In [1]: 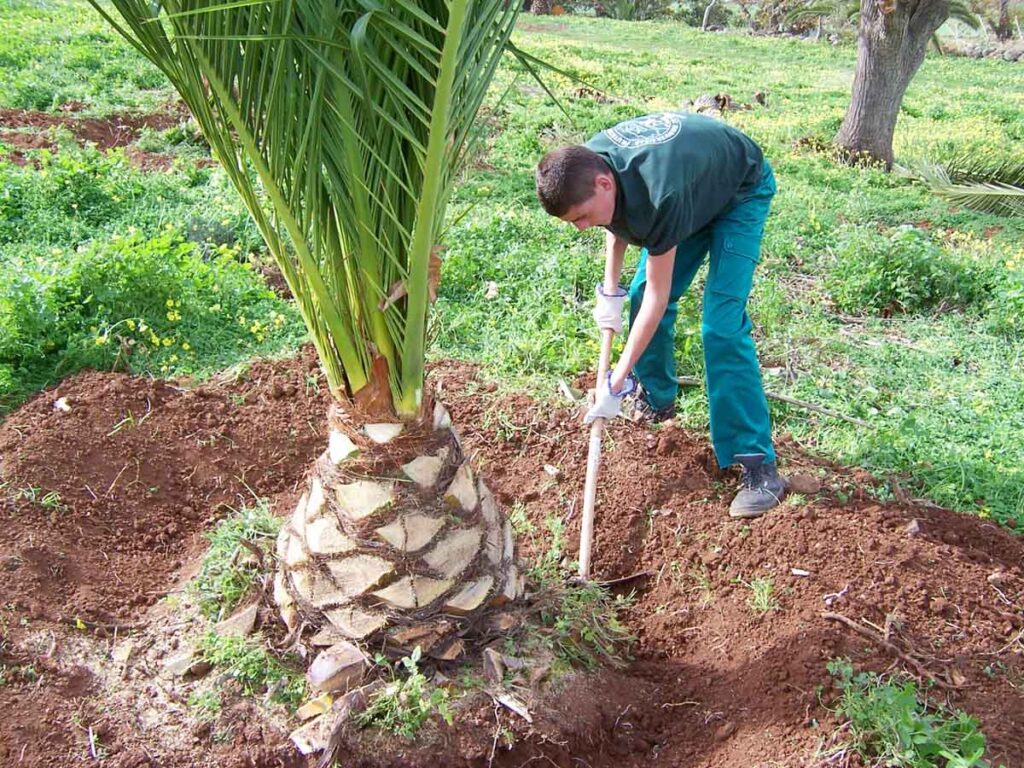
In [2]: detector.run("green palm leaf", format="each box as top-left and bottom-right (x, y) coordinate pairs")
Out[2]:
(911, 153), (1024, 217)
(88, 0), (521, 416)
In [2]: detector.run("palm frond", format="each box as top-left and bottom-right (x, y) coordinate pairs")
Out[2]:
(88, 0), (520, 415)
(948, 0), (981, 29)
(911, 154), (1024, 217)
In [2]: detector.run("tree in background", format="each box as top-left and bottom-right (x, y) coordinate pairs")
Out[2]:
(835, 0), (954, 167)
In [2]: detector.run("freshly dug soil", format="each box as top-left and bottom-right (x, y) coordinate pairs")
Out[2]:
(0, 350), (1021, 767)
(0, 104), (200, 169)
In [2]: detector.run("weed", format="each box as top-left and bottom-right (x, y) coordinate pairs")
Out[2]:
(191, 500), (281, 621)
(357, 647), (453, 738)
(507, 503), (535, 538)
(687, 563), (715, 607)
(107, 408), (150, 436)
(519, 517), (635, 670)
(11, 486), (41, 503)
(187, 688), (223, 721)
(197, 630), (305, 711)
(824, 659), (999, 767)
(784, 493), (807, 507)
(827, 225), (992, 316)
(745, 577), (779, 615)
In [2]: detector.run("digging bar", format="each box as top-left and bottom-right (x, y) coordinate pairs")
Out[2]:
(578, 325), (615, 581)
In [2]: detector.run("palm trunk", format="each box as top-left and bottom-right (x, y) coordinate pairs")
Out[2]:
(835, 0), (950, 169)
(274, 396), (520, 657)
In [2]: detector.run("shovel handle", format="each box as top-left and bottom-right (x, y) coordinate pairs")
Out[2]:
(578, 327), (615, 580)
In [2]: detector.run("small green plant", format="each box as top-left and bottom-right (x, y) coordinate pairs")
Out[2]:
(197, 630), (305, 711)
(745, 577), (779, 615)
(40, 491), (64, 512)
(687, 563), (715, 607)
(357, 647), (453, 738)
(191, 500), (281, 620)
(11, 486), (41, 503)
(187, 688), (223, 721)
(512, 516), (634, 671)
(507, 503), (535, 537)
(824, 659), (997, 767)
(827, 225), (992, 316)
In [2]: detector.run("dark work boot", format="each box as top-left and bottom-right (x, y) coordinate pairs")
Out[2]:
(729, 453), (787, 519)
(624, 385), (675, 425)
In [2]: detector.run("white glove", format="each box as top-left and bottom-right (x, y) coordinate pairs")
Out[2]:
(592, 283), (628, 334)
(584, 373), (636, 424)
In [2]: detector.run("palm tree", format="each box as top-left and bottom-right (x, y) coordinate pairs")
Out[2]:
(88, 0), (523, 660)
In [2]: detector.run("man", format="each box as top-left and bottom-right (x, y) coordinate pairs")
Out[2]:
(535, 111), (786, 518)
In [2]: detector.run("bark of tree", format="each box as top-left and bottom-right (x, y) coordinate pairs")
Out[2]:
(835, 0), (951, 169)
(701, 0), (718, 30)
(996, 0), (1010, 40)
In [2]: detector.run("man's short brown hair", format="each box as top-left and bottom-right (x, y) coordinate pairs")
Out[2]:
(535, 145), (609, 217)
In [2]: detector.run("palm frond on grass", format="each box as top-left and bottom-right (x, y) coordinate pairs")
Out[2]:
(908, 153), (1024, 217)
(88, 0), (520, 416)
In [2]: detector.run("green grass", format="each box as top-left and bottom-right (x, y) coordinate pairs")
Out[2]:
(196, 630), (306, 712)
(1, 5), (1023, 527)
(0, 0), (175, 114)
(190, 500), (282, 621)
(824, 659), (1001, 768)
(744, 577), (779, 615)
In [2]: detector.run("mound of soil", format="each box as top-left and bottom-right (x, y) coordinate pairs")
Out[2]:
(0, 103), (200, 169)
(0, 351), (1021, 767)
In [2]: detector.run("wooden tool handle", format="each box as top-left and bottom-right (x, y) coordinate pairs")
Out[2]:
(578, 327), (615, 580)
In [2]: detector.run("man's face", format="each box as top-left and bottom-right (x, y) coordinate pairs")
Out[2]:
(559, 172), (616, 231)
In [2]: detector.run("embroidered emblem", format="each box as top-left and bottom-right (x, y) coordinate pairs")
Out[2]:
(604, 112), (685, 148)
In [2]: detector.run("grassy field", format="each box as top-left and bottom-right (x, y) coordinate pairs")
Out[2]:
(1, 0), (1023, 525)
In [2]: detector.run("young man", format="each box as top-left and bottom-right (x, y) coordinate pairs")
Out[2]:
(535, 111), (786, 518)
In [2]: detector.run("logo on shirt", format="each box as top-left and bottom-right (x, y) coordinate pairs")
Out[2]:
(604, 113), (685, 148)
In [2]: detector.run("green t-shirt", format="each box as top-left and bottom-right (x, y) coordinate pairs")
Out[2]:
(584, 112), (764, 255)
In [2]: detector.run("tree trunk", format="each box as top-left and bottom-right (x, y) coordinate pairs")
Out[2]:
(274, 397), (520, 658)
(835, 0), (951, 168)
(701, 0), (718, 30)
(996, 0), (1010, 40)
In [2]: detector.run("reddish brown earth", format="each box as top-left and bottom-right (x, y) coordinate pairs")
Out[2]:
(1, 351), (1022, 767)
(0, 103), (202, 169)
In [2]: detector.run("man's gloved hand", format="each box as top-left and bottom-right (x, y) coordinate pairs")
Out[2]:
(584, 372), (636, 424)
(592, 283), (628, 334)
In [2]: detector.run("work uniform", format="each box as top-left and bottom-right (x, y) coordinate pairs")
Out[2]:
(585, 112), (777, 468)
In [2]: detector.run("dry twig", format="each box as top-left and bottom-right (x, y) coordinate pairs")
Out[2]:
(821, 612), (960, 689)
(675, 376), (870, 428)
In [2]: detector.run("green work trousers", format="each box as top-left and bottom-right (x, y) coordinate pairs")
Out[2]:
(628, 161), (777, 468)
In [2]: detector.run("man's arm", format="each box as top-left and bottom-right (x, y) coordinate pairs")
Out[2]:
(603, 230), (628, 289)
(609, 246), (676, 392)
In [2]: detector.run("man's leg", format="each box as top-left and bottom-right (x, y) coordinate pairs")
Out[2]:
(702, 163), (776, 469)
(628, 231), (710, 411)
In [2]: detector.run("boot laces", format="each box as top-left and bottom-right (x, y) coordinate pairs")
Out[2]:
(740, 464), (767, 491)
